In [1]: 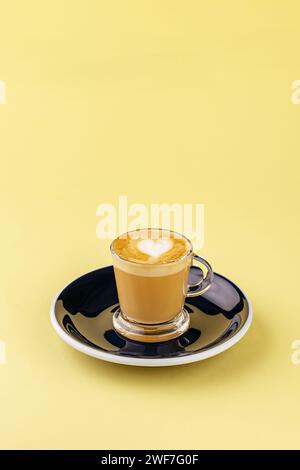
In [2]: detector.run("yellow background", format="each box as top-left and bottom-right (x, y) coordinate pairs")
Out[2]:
(1, 1), (300, 450)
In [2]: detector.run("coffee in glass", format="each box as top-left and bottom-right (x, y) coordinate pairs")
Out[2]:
(111, 228), (213, 342)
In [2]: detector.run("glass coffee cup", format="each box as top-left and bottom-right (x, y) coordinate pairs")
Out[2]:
(111, 228), (213, 342)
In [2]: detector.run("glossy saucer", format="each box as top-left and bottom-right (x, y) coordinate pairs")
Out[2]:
(50, 266), (252, 367)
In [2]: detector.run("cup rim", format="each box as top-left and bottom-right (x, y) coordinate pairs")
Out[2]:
(110, 228), (193, 266)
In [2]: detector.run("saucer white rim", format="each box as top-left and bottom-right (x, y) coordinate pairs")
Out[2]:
(50, 267), (253, 367)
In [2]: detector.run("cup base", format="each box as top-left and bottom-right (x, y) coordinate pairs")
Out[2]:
(112, 308), (190, 343)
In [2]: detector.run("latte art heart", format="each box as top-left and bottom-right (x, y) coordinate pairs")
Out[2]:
(137, 239), (173, 258)
(113, 229), (190, 264)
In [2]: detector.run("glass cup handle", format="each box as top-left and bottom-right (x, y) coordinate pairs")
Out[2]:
(186, 254), (214, 297)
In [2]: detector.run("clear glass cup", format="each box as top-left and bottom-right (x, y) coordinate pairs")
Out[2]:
(111, 229), (213, 342)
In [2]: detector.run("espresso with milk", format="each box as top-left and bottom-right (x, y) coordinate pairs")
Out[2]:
(112, 229), (191, 324)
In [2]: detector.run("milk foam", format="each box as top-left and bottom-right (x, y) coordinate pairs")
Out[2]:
(112, 229), (191, 267)
(137, 238), (173, 258)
